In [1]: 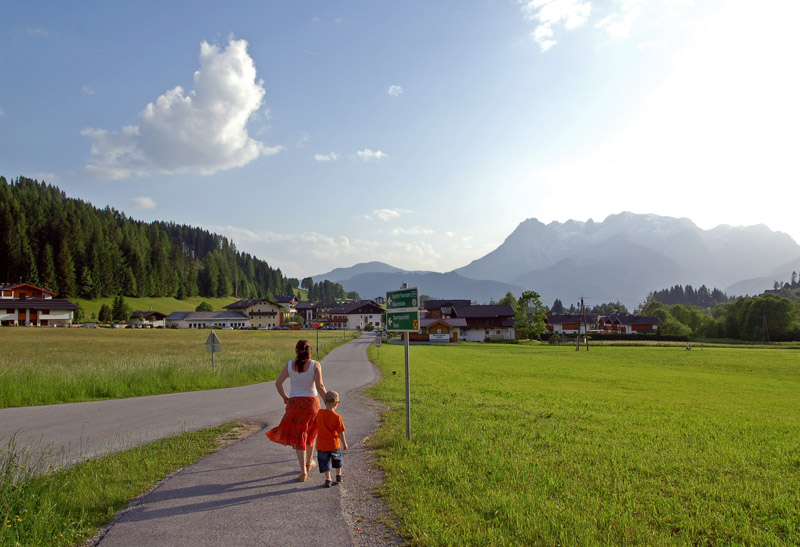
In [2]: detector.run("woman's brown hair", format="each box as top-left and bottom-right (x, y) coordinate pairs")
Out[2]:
(293, 339), (311, 372)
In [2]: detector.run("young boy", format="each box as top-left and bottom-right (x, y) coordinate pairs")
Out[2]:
(316, 390), (348, 487)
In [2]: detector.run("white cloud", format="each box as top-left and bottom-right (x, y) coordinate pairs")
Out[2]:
(446, 231), (456, 238)
(82, 85), (96, 96)
(374, 208), (410, 221)
(387, 85), (403, 97)
(129, 196), (156, 210)
(335, 18), (344, 24)
(357, 148), (387, 161)
(595, 0), (643, 38)
(82, 37), (280, 180)
(314, 152), (340, 161)
(296, 132), (311, 148)
(27, 27), (50, 37)
(391, 226), (434, 236)
(520, 0), (591, 51)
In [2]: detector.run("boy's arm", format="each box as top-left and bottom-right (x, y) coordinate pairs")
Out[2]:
(340, 431), (348, 450)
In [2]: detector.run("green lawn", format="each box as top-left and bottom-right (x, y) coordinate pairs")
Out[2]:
(0, 328), (356, 408)
(366, 343), (800, 546)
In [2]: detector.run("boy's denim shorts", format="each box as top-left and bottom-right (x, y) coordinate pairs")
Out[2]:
(317, 448), (343, 473)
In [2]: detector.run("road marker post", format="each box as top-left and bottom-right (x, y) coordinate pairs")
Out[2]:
(206, 330), (221, 371)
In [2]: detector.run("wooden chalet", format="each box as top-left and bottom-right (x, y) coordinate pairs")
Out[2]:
(0, 282), (80, 327)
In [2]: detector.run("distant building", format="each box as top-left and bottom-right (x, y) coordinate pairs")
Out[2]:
(0, 282), (80, 327)
(223, 298), (281, 329)
(129, 310), (168, 328)
(165, 311), (250, 329)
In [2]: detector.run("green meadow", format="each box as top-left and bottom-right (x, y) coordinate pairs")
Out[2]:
(72, 296), (238, 320)
(366, 343), (800, 546)
(0, 328), (355, 408)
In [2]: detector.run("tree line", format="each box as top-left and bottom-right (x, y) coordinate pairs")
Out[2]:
(0, 176), (290, 300)
(649, 284), (730, 308)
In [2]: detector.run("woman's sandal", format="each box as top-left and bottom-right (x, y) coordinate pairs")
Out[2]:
(298, 474), (307, 482)
(306, 461), (317, 471)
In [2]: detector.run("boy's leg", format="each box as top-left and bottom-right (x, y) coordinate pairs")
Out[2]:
(331, 448), (344, 481)
(318, 450), (333, 483)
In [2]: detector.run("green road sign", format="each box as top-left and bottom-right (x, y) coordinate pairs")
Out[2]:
(386, 287), (419, 310)
(386, 310), (420, 332)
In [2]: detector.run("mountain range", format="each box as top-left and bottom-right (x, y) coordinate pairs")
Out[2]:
(314, 213), (800, 309)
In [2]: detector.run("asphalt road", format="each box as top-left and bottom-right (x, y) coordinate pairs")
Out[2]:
(0, 335), (378, 469)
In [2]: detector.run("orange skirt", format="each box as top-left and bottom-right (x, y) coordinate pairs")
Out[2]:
(266, 396), (320, 450)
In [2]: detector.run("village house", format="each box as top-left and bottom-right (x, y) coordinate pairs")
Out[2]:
(326, 300), (384, 330)
(0, 282), (80, 327)
(451, 304), (516, 341)
(545, 313), (599, 334)
(223, 298), (282, 329)
(597, 314), (661, 334)
(128, 310), (168, 328)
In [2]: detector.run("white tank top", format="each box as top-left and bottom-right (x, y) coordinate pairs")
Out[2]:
(288, 359), (318, 398)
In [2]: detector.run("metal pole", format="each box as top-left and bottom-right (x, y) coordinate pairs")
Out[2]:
(405, 333), (411, 441)
(212, 350), (215, 371)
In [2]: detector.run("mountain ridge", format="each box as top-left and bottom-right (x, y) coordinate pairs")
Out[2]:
(314, 213), (799, 308)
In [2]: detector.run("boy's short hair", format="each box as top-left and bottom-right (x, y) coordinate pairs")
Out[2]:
(324, 390), (339, 404)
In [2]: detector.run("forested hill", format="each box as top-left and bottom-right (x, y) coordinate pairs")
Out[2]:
(0, 176), (289, 300)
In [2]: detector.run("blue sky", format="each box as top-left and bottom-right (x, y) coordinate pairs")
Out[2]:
(2, 1), (798, 279)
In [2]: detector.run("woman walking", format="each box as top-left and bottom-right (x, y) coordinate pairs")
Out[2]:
(266, 339), (327, 481)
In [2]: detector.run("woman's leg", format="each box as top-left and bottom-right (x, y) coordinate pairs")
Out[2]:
(305, 445), (315, 469)
(295, 449), (307, 476)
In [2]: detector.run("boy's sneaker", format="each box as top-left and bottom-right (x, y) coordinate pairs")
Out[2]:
(335, 474), (343, 483)
(324, 479), (335, 488)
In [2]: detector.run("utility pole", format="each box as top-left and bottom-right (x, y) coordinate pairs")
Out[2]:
(583, 297), (589, 351)
(576, 299), (581, 351)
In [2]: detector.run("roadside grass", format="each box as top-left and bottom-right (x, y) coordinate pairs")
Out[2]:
(0, 329), (356, 408)
(0, 422), (244, 547)
(73, 296), (238, 321)
(366, 343), (800, 546)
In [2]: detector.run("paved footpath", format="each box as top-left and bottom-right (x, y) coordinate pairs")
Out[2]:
(3, 335), (397, 546)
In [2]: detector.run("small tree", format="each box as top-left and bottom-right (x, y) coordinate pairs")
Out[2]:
(196, 301), (213, 312)
(98, 303), (112, 324)
(515, 290), (547, 340)
(111, 295), (131, 322)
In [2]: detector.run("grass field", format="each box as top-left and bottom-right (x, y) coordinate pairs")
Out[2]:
(366, 343), (800, 546)
(0, 328), (355, 408)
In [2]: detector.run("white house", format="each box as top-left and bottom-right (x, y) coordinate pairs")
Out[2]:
(165, 311), (250, 329)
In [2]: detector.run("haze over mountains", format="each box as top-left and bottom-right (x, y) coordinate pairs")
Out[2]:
(315, 213), (800, 309)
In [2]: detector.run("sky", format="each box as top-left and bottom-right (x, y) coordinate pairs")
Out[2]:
(2, 0), (798, 279)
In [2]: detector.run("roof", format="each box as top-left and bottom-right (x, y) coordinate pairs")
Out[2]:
(130, 311), (167, 320)
(223, 298), (277, 310)
(0, 282), (58, 296)
(451, 304), (514, 319)
(424, 299), (471, 311)
(166, 311), (250, 321)
(420, 317), (467, 328)
(546, 313), (598, 324)
(612, 314), (662, 325)
(329, 300), (384, 315)
(274, 295), (298, 303)
(0, 298), (80, 310)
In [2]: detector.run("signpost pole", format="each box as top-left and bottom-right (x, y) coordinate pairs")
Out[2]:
(212, 350), (216, 371)
(404, 334), (411, 441)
